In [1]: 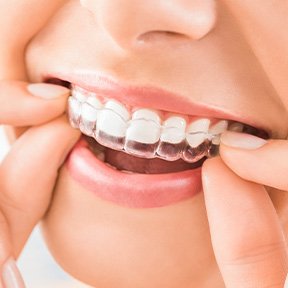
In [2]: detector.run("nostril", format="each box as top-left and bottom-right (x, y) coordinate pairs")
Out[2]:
(136, 30), (192, 46)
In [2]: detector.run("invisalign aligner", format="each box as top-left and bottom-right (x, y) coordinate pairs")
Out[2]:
(67, 87), (245, 163)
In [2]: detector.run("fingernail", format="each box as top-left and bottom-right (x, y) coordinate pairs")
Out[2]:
(2, 258), (25, 288)
(220, 131), (267, 150)
(27, 83), (70, 99)
(285, 273), (288, 288)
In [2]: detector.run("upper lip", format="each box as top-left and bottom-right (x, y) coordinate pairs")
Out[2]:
(46, 71), (273, 137)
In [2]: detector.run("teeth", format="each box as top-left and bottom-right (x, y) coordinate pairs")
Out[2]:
(96, 100), (129, 150)
(182, 141), (210, 163)
(132, 109), (161, 124)
(209, 120), (228, 135)
(208, 120), (228, 145)
(72, 89), (86, 103)
(68, 87), (251, 163)
(125, 109), (161, 158)
(186, 118), (210, 148)
(96, 152), (106, 162)
(105, 100), (130, 121)
(157, 116), (186, 161)
(105, 162), (118, 170)
(79, 96), (102, 136)
(86, 96), (102, 109)
(229, 122), (244, 132)
(121, 170), (135, 174)
(80, 103), (97, 135)
(68, 97), (82, 128)
(161, 116), (187, 143)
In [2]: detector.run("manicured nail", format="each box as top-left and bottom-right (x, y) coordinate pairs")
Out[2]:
(220, 131), (267, 150)
(2, 258), (25, 288)
(27, 83), (70, 99)
(285, 273), (288, 288)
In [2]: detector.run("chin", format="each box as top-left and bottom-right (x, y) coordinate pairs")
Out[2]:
(40, 166), (220, 288)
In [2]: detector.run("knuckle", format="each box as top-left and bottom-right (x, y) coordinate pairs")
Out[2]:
(220, 240), (287, 266)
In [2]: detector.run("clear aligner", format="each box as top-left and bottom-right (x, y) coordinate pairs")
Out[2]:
(68, 91), (244, 163)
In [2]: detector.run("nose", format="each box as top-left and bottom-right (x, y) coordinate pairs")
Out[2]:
(80, 0), (217, 49)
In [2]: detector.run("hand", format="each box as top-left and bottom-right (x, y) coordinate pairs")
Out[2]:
(0, 81), (80, 287)
(202, 131), (288, 288)
(0, 2), (80, 287)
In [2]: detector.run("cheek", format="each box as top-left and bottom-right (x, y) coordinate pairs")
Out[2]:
(41, 167), (216, 287)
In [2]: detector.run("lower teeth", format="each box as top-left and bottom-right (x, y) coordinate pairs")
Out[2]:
(85, 136), (205, 174)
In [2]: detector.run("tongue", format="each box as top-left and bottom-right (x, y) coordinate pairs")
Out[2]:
(105, 148), (204, 174)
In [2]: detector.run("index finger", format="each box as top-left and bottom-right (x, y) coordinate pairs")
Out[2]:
(0, 81), (70, 126)
(202, 157), (288, 288)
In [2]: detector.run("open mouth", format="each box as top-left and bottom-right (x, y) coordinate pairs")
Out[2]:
(64, 82), (268, 174)
(47, 76), (269, 208)
(48, 78), (269, 175)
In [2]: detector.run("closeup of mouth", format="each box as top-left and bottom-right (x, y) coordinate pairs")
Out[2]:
(46, 76), (269, 208)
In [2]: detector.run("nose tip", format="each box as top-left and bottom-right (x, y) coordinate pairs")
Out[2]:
(184, 5), (217, 40)
(81, 0), (217, 49)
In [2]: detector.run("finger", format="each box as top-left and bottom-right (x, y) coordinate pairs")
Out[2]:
(202, 157), (288, 288)
(0, 215), (23, 288)
(0, 211), (26, 288)
(0, 81), (70, 126)
(219, 131), (288, 191)
(0, 116), (80, 256)
(221, 0), (288, 105)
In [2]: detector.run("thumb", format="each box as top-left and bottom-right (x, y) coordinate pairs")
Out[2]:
(0, 116), (80, 256)
(202, 157), (288, 288)
(218, 131), (288, 191)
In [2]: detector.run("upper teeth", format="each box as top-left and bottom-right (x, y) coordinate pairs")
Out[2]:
(68, 86), (243, 163)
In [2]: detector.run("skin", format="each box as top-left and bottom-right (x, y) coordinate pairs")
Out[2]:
(0, 0), (288, 287)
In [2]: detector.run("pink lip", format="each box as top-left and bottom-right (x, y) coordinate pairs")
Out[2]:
(46, 71), (260, 125)
(67, 139), (202, 208)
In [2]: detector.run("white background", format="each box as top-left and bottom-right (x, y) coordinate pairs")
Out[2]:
(0, 127), (91, 288)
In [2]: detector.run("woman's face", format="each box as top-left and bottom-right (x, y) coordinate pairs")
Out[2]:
(24, 0), (288, 287)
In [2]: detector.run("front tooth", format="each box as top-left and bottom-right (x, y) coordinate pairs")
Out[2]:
(79, 96), (102, 136)
(105, 100), (130, 121)
(161, 116), (187, 143)
(95, 100), (130, 150)
(157, 116), (186, 160)
(132, 109), (161, 123)
(124, 109), (161, 158)
(186, 118), (210, 148)
(208, 120), (228, 145)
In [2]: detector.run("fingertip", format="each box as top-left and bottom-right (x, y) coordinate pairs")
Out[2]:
(0, 80), (71, 126)
(220, 131), (267, 150)
(202, 156), (226, 183)
(202, 156), (222, 171)
(27, 83), (70, 100)
(2, 258), (25, 288)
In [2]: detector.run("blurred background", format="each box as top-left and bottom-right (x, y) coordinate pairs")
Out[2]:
(0, 127), (91, 288)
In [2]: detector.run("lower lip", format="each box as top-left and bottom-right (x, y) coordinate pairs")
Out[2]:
(66, 139), (203, 208)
